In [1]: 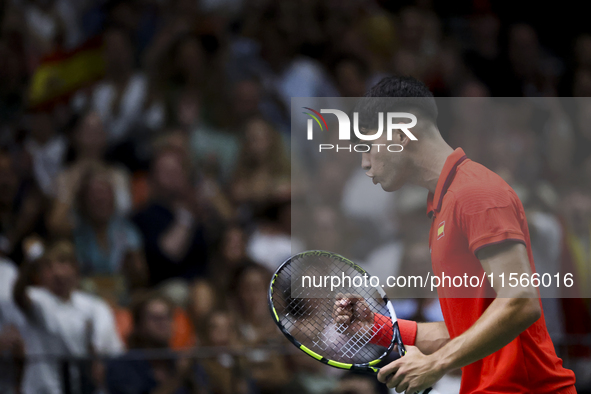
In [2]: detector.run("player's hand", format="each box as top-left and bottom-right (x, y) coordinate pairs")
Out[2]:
(377, 345), (444, 393)
(333, 293), (374, 335)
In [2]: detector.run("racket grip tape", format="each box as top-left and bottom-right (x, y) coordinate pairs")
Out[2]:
(373, 366), (433, 394)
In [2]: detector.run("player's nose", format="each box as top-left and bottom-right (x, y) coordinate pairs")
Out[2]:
(361, 152), (371, 171)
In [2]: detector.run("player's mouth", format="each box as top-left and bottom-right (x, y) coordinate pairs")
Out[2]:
(372, 177), (378, 185)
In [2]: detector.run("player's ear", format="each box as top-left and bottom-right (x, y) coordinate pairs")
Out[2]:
(396, 129), (412, 147)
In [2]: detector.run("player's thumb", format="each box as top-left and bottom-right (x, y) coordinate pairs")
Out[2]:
(402, 344), (419, 356)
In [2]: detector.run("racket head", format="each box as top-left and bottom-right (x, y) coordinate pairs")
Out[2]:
(268, 250), (402, 373)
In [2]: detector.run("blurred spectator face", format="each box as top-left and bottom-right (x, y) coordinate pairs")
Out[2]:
(451, 83), (490, 127)
(237, 267), (268, 317)
(151, 150), (189, 200)
(49, 259), (78, 298)
(392, 50), (422, 79)
(335, 59), (367, 97)
(221, 226), (246, 262)
(244, 118), (274, 159)
(175, 37), (204, 83)
(437, 43), (463, 87)
(207, 311), (234, 347)
(177, 89), (201, 127)
(42, 242), (79, 299)
(38, 262), (54, 289)
(232, 80), (261, 120)
(104, 28), (134, 78)
(0, 153), (18, 208)
(189, 280), (215, 321)
(154, 130), (191, 159)
(309, 205), (341, 251)
(508, 24), (540, 77)
(399, 7), (426, 50)
(138, 298), (173, 347)
(74, 112), (107, 158)
(83, 174), (115, 224)
(470, 13), (500, 53)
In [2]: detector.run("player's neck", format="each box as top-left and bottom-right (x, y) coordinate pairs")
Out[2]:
(412, 138), (454, 194)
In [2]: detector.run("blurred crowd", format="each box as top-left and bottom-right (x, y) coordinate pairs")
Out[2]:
(0, 0), (590, 393)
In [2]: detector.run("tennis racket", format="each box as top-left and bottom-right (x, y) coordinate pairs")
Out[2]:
(268, 250), (432, 393)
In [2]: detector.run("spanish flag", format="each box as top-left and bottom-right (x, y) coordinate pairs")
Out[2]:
(28, 36), (105, 109)
(437, 221), (445, 239)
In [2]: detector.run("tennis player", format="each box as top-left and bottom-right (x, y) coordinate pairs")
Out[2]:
(334, 76), (576, 393)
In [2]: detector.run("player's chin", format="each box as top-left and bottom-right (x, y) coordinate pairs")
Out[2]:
(381, 180), (402, 192)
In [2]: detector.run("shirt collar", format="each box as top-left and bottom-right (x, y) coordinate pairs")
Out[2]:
(426, 148), (468, 218)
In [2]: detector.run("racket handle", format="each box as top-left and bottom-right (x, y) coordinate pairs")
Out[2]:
(373, 368), (432, 394)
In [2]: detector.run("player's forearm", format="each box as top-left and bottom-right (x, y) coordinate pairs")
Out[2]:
(415, 321), (450, 355)
(432, 296), (541, 374)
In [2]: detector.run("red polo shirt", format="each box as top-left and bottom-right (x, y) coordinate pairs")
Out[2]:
(427, 148), (575, 393)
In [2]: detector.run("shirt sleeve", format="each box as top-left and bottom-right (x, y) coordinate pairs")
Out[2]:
(453, 188), (526, 255)
(26, 287), (59, 333)
(92, 299), (124, 355)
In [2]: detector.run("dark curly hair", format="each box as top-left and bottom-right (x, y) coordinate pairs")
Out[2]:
(354, 76), (438, 132)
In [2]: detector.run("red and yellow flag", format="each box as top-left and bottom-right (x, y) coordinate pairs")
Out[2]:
(28, 36), (105, 109)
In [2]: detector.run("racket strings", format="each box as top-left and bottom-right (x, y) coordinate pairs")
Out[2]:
(271, 252), (393, 364)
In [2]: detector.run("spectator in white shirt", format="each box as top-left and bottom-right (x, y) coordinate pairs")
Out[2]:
(23, 111), (67, 197)
(12, 239), (123, 393)
(91, 26), (151, 145)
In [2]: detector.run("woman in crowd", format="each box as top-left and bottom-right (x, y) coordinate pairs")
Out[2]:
(73, 167), (148, 292)
(49, 161), (148, 302)
(228, 263), (292, 394)
(107, 292), (209, 394)
(231, 117), (290, 207)
(48, 110), (133, 235)
(198, 310), (258, 394)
